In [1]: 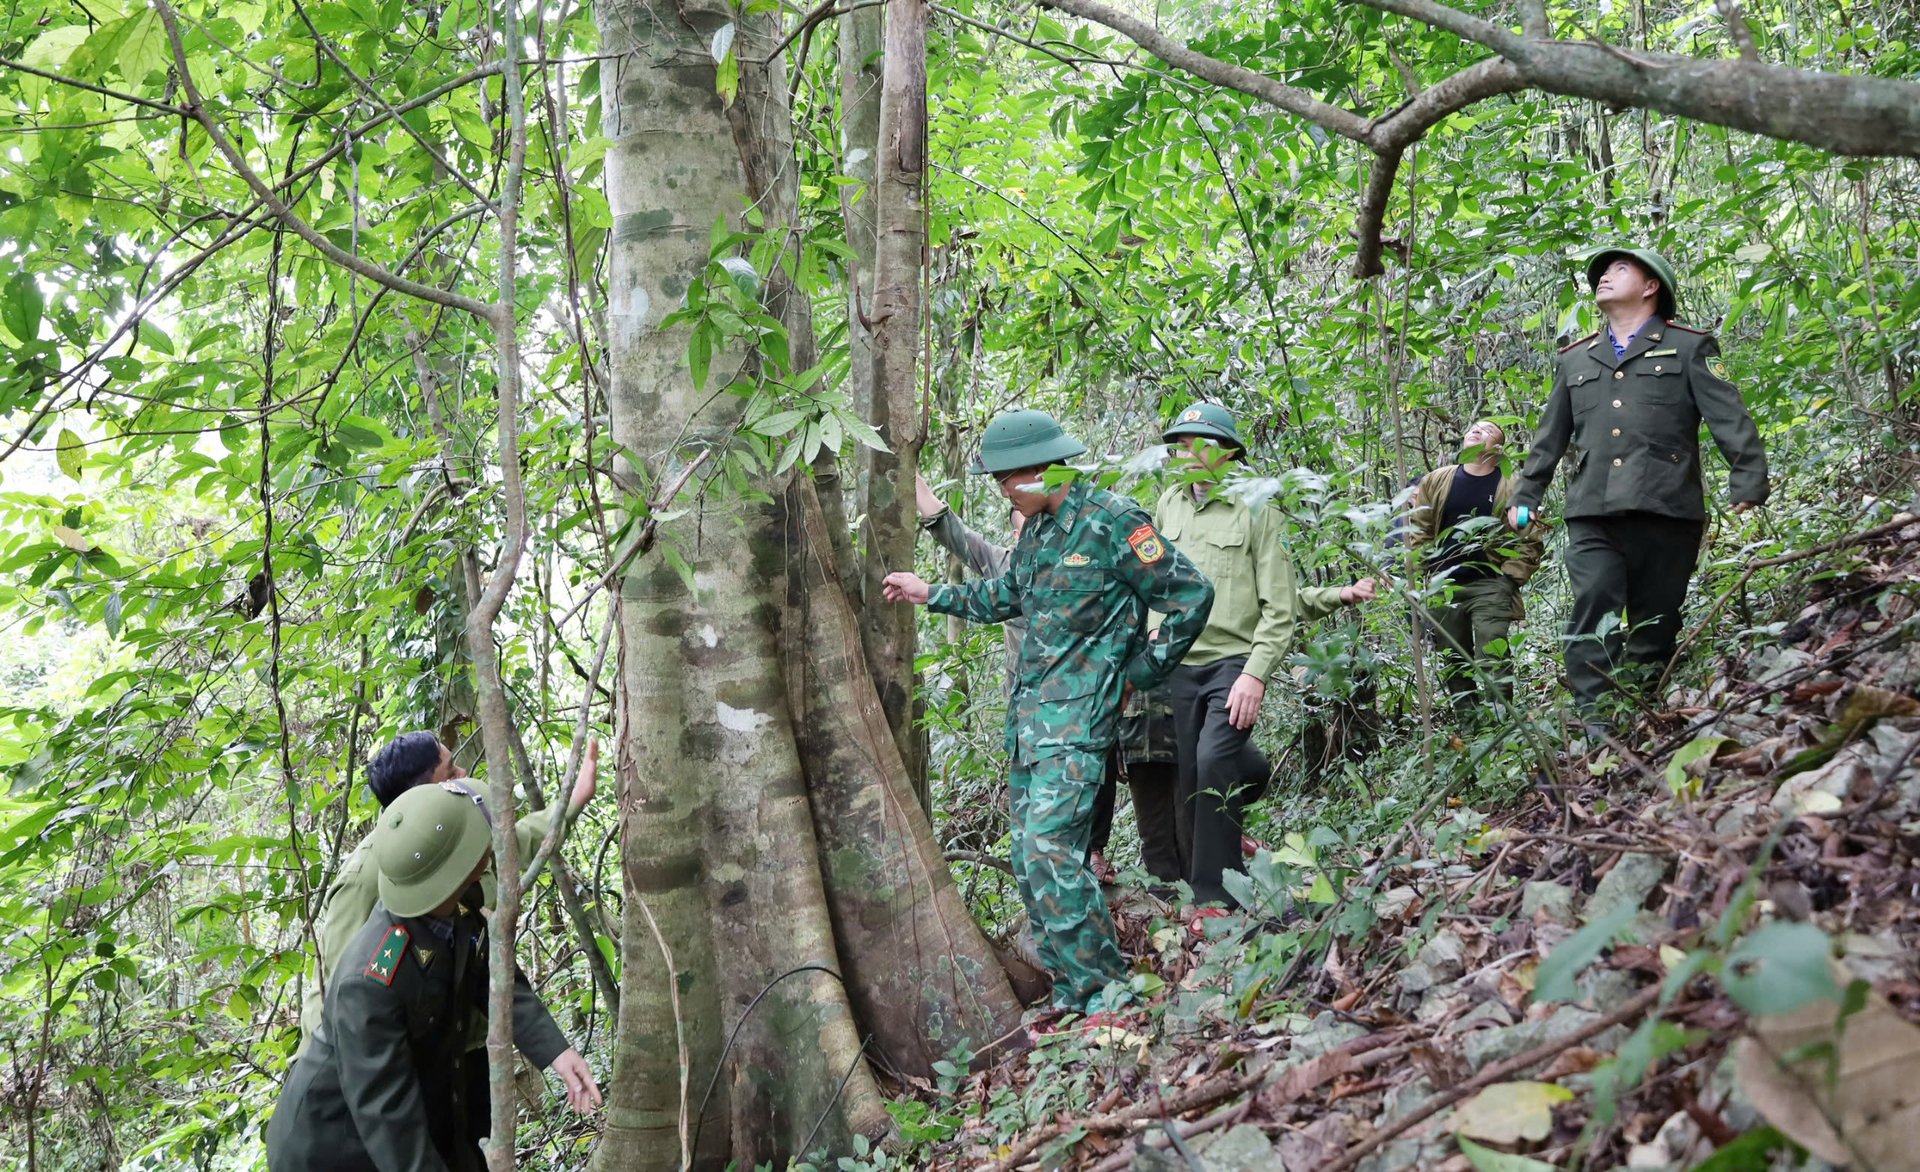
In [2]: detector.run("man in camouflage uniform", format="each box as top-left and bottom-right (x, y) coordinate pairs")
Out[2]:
(885, 409), (1214, 1013)
(1510, 247), (1769, 729)
(267, 784), (599, 1170)
(916, 472), (1182, 884)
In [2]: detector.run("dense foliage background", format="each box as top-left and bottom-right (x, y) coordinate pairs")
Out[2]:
(0, 0), (1915, 1165)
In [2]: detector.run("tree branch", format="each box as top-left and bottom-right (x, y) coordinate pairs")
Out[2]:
(1037, 0), (1372, 143)
(1714, 0), (1761, 62)
(1046, 0), (1920, 276)
(151, 0), (496, 319)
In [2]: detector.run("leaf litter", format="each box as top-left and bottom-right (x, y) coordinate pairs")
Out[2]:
(898, 517), (1920, 1170)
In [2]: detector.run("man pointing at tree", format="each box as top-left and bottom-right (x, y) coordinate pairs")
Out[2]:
(884, 409), (1214, 1016)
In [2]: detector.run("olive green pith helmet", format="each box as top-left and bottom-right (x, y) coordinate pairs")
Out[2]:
(969, 409), (1089, 475)
(375, 782), (491, 917)
(1162, 402), (1245, 453)
(1585, 246), (1679, 321)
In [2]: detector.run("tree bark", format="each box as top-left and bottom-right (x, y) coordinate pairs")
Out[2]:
(859, 0), (932, 804)
(589, 1), (1022, 1167)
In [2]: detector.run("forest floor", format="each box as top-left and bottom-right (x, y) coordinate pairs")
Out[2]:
(911, 517), (1920, 1172)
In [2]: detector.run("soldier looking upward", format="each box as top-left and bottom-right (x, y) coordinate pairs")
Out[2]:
(1509, 247), (1769, 734)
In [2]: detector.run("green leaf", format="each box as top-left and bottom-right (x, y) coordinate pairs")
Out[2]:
(1664, 735), (1729, 797)
(137, 318), (175, 356)
(116, 9), (170, 86)
(103, 593), (124, 639)
(1689, 1127), (1790, 1170)
(1723, 921), (1839, 1016)
(1533, 901), (1635, 1004)
(4, 272), (44, 344)
(55, 429), (85, 481)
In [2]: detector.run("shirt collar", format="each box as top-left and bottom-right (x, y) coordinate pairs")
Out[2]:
(1045, 477), (1091, 533)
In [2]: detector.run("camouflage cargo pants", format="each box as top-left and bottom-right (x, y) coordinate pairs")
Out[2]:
(1011, 749), (1128, 1012)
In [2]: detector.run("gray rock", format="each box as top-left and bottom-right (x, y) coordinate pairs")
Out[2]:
(1770, 742), (1868, 815)
(1356, 1138), (1433, 1172)
(1194, 1124), (1280, 1172)
(1581, 968), (1644, 1014)
(1381, 1076), (1435, 1126)
(1452, 998), (1516, 1033)
(1462, 1007), (1625, 1071)
(1522, 881), (1577, 923)
(1292, 1011), (1369, 1058)
(1400, 929), (1469, 995)
(1582, 852), (1668, 924)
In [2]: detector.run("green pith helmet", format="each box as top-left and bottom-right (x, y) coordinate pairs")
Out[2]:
(1585, 246), (1680, 321)
(969, 409), (1089, 475)
(375, 782), (491, 917)
(1162, 402), (1245, 453)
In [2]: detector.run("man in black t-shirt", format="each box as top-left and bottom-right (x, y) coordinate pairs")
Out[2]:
(1405, 421), (1544, 710)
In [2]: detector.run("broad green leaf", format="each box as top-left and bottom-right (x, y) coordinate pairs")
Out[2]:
(1533, 901), (1634, 1004)
(3, 272), (44, 345)
(1449, 1081), (1571, 1143)
(56, 429), (85, 481)
(1664, 735), (1729, 797)
(1723, 922), (1839, 1016)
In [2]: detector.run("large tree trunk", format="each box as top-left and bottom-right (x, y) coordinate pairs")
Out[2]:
(589, 2), (1023, 1168)
(856, 0), (932, 804)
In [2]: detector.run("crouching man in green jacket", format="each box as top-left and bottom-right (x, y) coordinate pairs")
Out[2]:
(266, 783), (599, 1170)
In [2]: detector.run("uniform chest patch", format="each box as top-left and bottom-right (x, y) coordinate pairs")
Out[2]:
(364, 925), (410, 986)
(1127, 524), (1166, 565)
(1062, 552), (1091, 566)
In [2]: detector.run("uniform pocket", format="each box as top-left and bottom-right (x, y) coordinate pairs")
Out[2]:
(1041, 567), (1108, 634)
(1633, 361), (1688, 405)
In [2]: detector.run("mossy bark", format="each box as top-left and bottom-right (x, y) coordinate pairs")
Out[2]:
(588, 2), (1022, 1168)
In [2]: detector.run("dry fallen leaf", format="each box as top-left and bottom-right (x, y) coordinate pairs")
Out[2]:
(1735, 970), (1920, 1171)
(1448, 1080), (1574, 1144)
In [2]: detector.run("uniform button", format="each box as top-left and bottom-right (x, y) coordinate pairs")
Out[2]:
(1653, 364), (1663, 372)
(1614, 371), (1625, 380)
(1612, 457), (1623, 466)
(1611, 428), (1621, 437)
(1612, 399), (1622, 408)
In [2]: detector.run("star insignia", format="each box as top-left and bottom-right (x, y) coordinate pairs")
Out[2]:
(363, 925), (410, 986)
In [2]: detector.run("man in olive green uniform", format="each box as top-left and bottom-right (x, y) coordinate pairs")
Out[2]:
(1405, 419), (1544, 711)
(299, 732), (597, 1054)
(1156, 404), (1374, 909)
(267, 784), (599, 1171)
(1511, 247), (1769, 726)
(884, 410), (1214, 1013)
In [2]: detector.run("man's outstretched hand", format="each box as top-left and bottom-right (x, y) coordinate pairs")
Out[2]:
(549, 1048), (601, 1115)
(569, 739), (598, 813)
(882, 572), (930, 605)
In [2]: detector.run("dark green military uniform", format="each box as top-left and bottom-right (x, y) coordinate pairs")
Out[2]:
(1513, 247), (1769, 713)
(267, 787), (572, 1171)
(930, 413), (1213, 1012)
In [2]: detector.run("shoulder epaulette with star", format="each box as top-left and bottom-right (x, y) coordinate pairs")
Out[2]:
(1665, 319), (1708, 334)
(364, 925), (410, 986)
(1559, 331), (1597, 353)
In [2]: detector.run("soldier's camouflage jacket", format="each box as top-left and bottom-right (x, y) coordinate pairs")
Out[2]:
(1513, 320), (1769, 520)
(928, 479), (1214, 765)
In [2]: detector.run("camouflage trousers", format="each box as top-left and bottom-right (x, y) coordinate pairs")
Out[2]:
(1011, 749), (1129, 1012)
